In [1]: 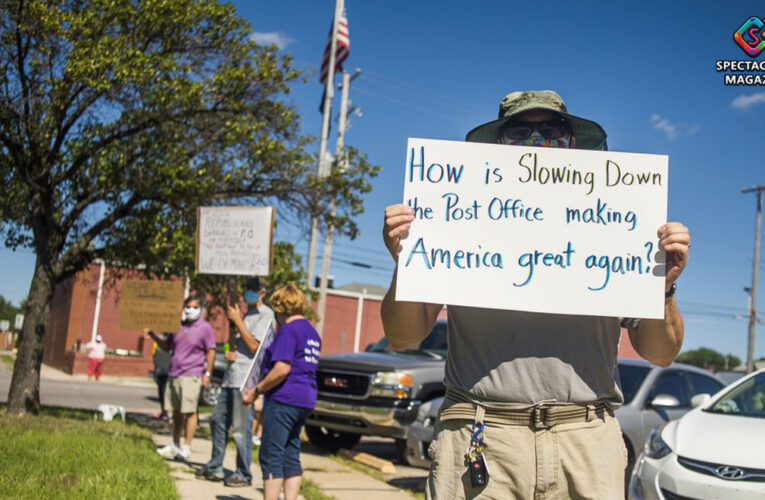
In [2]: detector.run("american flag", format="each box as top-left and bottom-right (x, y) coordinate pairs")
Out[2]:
(319, 8), (350, 85)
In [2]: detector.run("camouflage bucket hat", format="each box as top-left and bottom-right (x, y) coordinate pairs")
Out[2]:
(465, 90), (608, 150)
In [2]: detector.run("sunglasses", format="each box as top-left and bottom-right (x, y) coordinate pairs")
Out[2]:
(499, 118), (570, 142)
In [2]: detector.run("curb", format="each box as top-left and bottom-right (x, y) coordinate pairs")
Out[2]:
(338, 448), (397, 474)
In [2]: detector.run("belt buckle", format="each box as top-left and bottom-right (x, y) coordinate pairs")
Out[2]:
(532, 403), (551, 430)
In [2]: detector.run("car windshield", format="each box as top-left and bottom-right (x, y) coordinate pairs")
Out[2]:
(617, 363), (651, 404)
(366, 322), (448, 358)
(707, 372), (765, 418)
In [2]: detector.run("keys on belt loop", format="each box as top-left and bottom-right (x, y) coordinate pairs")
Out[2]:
(466, 404), (489, 487)
(532, 403), (551, 430)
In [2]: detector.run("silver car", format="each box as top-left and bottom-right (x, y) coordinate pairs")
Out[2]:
(405, 358), (725, 485)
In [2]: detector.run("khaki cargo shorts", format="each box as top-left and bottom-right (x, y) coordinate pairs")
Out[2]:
(166, 376), (202, 414)
(426, 413), (627, 500)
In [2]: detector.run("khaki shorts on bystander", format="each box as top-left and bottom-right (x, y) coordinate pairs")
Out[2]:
(166, 375), (202, 414)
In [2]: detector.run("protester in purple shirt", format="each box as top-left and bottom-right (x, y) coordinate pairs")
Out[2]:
(148, 295), (216, 461)
(243, 283), (320, 500)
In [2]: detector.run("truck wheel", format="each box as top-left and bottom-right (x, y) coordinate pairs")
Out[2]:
(394, 438), (408, 462)
(199, 378), (222, 407)
(304, 425), (361, 453)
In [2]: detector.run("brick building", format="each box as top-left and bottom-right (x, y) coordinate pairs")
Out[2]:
(41, 263), (640, 377)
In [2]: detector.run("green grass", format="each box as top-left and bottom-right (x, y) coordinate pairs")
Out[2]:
(0, 353), (14, 370)
(0, 406), (177, 500)
(300, 478), (338, 500)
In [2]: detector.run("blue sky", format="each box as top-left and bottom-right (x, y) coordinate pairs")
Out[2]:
(2, 1), (765, 360)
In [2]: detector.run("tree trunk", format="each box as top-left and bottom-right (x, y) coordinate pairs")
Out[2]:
(7, 261), (55, 415)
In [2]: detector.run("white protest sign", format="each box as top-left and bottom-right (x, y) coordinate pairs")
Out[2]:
(14, 314), (23, 330)
(239, 320), (275, 396)
(395, 138), (668, 319)
(0, 320), (8, 332)
(196, 206), (274, 276)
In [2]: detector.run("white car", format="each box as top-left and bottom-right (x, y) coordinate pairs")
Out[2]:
(629, 369), (765, 500)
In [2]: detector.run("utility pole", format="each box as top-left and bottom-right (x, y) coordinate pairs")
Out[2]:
(317, 68), (361, 336)
(308, 0), (344, 290)
(743, 185), (764, 373)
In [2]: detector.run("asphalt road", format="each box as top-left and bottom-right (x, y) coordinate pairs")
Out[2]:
(0, 364), (160, 413)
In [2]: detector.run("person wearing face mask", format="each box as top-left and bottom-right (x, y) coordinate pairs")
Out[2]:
(382, 91), (691, 499)
(241, 283), (320, 500)
(196, 278), (274, 487)
(149, 295), (216, 461)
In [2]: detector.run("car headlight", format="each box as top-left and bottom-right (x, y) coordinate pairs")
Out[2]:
(370, 371), (414, 398)
(644, 425), (672, 459)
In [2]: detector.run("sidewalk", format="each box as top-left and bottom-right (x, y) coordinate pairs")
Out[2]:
(0, 350), (156, 388)
(150, 418), (419, 500)
(41, 362), (156, 387)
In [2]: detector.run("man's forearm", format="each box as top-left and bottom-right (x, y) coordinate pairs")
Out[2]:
(629, 297), (684, 367)
(205, 349), (216, 373)
(381, 268), (442, 350)
(232, 317), (259, 353)
(148, 331), (171, 351)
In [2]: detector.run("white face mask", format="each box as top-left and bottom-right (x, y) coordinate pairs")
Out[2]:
(183, 306), (202, 322)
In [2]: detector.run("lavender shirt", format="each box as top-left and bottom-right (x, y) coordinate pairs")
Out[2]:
(168, 319), (216, 377)
(263, 319), (321, 409)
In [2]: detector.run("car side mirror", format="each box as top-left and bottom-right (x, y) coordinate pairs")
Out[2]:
(691, 393), (711, 408)
(650, 394), (681, 408)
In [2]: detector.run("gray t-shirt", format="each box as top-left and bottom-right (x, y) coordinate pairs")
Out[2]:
(222, 305), (275, 388)
(445, 305), (624, 409)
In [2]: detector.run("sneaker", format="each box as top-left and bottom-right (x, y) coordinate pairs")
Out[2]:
(156, 443), (179, 458)
(252, 436), (261, 446)
(174, 445), (191, 461)
(195, 468), (224, 482)
(224, 475), (252, 488)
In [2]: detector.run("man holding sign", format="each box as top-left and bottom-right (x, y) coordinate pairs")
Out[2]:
(197, 278), (274, 487)
(382, 91), (690, 499)
(150, 295), (216, 461)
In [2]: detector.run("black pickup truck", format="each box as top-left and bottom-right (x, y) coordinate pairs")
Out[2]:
(304, 319), (447, 457)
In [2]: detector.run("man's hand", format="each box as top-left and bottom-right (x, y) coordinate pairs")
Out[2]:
(226, 305), (242, 322)
(202, 374), (210, 387)
(659, 222), (690, 292)
(383, 204), (415, 261)
(224, 351), (237, 363)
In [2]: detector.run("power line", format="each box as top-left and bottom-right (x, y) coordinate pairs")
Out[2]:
(359, 72), (486, 120)
(333, 241), (393, 258)
(352, 86), (478, 127)
(676, 300), (750, 313)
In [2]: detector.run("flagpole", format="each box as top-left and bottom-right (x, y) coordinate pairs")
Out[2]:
(317, 70), (352, 336)
(308, 0), (344, 291)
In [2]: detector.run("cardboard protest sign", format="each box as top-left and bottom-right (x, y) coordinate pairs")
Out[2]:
(120, 279), (184, 333)
(196, 206), (274, 276)
(395, 138), (668, 319)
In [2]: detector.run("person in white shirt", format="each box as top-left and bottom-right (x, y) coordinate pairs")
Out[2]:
(86, 334), (107, 381)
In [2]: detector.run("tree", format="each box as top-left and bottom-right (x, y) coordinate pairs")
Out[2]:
(0, 294), (22, 323)
(0, 0), (378, 414)
(676, 347), (742, 372)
